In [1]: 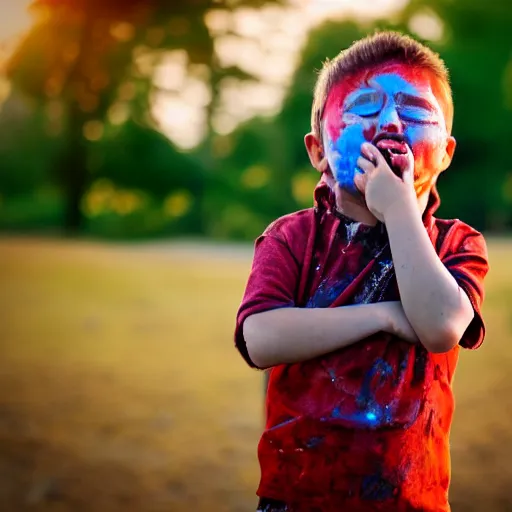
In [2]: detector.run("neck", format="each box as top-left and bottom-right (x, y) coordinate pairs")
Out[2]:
(334, 184), (433, 226)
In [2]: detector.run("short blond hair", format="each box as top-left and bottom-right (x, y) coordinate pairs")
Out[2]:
(311, 31), (453, 138)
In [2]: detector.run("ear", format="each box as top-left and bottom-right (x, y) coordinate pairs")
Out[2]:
(440, 135), (456, 172)
(304, 132), (326, 173)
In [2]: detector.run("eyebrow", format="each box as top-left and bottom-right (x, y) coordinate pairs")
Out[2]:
(395, 92), (436, 112)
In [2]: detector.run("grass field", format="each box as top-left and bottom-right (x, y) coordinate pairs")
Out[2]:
(0, 236), (511, 512)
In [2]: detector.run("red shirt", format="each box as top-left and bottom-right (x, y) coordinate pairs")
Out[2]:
(235, 181), (488, 512)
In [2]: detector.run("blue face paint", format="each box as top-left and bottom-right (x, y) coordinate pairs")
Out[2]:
(324, 124), (367, 195)
(322, 71), (446, 194)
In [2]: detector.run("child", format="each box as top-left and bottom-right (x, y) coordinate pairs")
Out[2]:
(235, 31), (488, 512)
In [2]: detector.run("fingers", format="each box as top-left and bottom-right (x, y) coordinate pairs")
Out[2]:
(356, 156), (374, 174)
(353, 169), (367, 194)
(361, 142), (385, 166)
(401, 148), (415, 187)
(355, 143), (380, 194)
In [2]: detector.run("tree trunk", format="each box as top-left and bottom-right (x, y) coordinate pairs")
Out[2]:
(58, 95), (89, 234)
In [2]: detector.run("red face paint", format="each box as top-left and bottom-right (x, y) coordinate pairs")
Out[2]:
(321, 62), (452, 197)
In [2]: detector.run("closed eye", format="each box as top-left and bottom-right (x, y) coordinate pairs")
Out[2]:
(345, 92), (383, 118)
(395, 92), (438, 124)
(398, 106), (439, 124)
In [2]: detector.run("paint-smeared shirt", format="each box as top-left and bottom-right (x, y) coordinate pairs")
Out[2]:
(235, 181), (488, 512)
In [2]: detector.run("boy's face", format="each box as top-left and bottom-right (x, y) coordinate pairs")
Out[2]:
(312, 63), (455, 200)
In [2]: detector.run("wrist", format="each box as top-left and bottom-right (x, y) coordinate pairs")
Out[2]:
(374, 302), (394, 334)
(382, 191), (419, 225)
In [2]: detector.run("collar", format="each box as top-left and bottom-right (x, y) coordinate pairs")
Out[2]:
(313, 175), (440, 229)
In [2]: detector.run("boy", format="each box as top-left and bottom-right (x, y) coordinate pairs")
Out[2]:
(234, 31), (489, 512)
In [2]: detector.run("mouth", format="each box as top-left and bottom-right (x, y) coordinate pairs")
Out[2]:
(371, 133), (410, 176)
(372, 133), (408, 155)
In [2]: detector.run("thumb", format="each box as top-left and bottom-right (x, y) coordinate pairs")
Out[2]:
(402, 164), (415, 187)
(402, 151), (415, 187)
(353, 170), (367, 194)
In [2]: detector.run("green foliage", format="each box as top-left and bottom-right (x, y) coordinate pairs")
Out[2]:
(1, 0), (511, 238)
(93, 121), (203, 198)
(3, 0), (284, 235)
(277, 20), (368, 177)
(396, 0), (512, 230)
(0, 100), (64, 196)
(229, 2), (512, 235)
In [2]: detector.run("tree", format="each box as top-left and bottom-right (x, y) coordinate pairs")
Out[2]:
(251, 2), (512, 232)
(398, 0), (512, 230)
(5, 0), (284, 234)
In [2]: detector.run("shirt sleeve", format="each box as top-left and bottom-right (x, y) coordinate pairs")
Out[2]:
(234, 234), (300, 368)
(440, 223), (489, 350)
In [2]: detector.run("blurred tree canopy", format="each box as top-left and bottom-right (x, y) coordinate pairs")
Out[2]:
(217, 0), (512, 236)
(399, 0), (512, 229)
(2, 0), (283, 235)
(0, 0), (510, 239)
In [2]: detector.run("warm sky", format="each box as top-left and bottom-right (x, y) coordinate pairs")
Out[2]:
(0, 1), (32, 43)
(0, 1), (405, 42)
(0, 0), (408, 149)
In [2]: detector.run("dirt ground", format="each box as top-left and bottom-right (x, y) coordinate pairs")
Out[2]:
(0, 236), (511, 512)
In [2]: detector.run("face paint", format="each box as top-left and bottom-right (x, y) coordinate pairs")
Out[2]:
(322, 63), (450, 197)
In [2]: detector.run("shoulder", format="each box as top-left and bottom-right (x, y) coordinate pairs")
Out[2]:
(255, 208), (317, 264)
(262, 207), (316, 242)
(433, 217), (487, 258)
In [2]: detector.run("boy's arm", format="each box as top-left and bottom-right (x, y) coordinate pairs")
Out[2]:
(244, 301), (416, 369)
(235, 228), (418, 369)
(383, 196), (474, 353)
(356, 143), (476, 353)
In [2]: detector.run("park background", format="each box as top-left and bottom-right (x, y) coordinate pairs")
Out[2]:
(0, 0), (511, 510)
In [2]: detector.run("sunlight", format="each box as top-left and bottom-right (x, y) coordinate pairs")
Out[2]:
(408, 9), (445, 41)
(218, 79), (285, 119)
(151, 92), (206, 150)
(153, 5), (304, 148)
(0, 0), (33, 79)
(152, 1), (406, 149)
(298, 0), (408, 22)
(1, 0), (409, 151)
(153, 50), (188, 91)
(0, 1), (33, 43)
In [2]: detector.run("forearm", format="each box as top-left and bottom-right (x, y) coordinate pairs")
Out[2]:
(243, 303), (389, 368)
(384, 197), (473, 352)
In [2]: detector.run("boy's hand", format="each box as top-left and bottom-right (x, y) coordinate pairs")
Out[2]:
(381, 301), (419, 344)
(354, 142), (416, 222)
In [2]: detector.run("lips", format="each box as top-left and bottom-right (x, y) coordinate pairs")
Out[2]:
(371, 133), (410, 177)
(375, 139), (408, 155)
(373, 133), (408, 155)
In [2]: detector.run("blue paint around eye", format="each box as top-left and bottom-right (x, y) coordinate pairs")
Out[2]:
(367, 73), (438, 131)
(348, 103), (381, 117)
(398, 107), (434, 123)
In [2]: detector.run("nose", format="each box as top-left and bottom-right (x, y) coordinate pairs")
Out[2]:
(377, 103), (403, 134)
